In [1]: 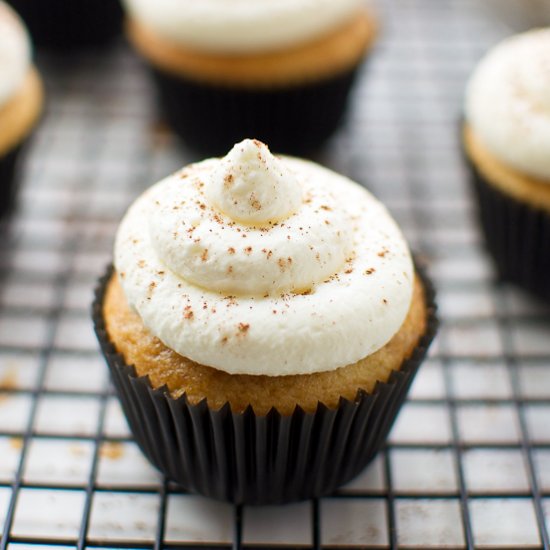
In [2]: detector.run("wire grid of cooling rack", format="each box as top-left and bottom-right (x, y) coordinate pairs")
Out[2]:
(1, 0), (550, 548)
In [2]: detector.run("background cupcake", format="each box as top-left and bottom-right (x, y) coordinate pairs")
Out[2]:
(463, 28), (550, 301)
(6, 0), (123, 49)
(122, 0), (377, 155)
(93, 139), (437, 504)
(0, 2), (43, 219)
(482, 0), (550, 30)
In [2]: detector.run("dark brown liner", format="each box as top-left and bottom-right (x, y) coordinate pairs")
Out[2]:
(92, 263), (438, 505)
(0, 142), (25, 220)
(6, 0), (123, 49)
(149, 65), (362, 157)
(465, 152), (550, 302)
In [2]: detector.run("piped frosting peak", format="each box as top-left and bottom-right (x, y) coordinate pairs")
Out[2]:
(205, 139), (302, 225)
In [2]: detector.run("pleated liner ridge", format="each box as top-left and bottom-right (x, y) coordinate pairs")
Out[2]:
(150, 65), (361, 157)
(467, 157), (550, 302)
(0, 142), (24, 219)
(92, 264), (438, 505)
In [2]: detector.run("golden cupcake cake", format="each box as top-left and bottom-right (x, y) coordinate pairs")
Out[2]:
(122, 0), (377, 155)
(0, 1), (43, 218)
(93, 139), (437, 503)
(463, 28), (550, 300)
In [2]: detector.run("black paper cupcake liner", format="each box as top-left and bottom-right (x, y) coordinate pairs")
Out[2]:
(92, 264), (438, 505)
(6, 0), (123, 49)
(466, 155), (550, 302)
(150, 65), (362, 157)
(0, 142), (25, 219)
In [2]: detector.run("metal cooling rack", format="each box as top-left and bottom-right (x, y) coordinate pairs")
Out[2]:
(1, 0), (550, 548)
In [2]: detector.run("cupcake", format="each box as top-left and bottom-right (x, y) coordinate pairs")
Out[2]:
(122, 0), (377, 155)
(463, 29), (550, 301)
(6, 0), (123, 49)
(93, 139), (437, 504)
(0, 2), (43, 219)
(482, 0), (550, 30)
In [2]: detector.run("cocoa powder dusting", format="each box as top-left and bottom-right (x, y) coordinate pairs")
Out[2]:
(249, 193), (261, 210)
(277, 258), (290, 272)
(183, 305), (194, 320)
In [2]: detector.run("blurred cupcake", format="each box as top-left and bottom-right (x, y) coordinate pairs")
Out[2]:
(0, 2), (43, 219)
(122, 0), (377, 155)
(93, 139), (437, 504)
(6, 0), (123, 49)
(463, 29), (550, 300)
(482, 0), (550, 31)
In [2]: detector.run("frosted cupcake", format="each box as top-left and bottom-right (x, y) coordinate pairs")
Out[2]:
(93, 139), (437, 504)
(0, 2), (43, 218)
(6, 0), (123, 49)
(463, 29), (550, 300)
(122, 0), (377, 155)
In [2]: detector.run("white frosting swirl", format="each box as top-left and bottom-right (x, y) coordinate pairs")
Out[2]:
(123, 0), (365, 53)
(115, 139), (414, 376)
(0, 2), (31, 108)
(465, 28), (550, 181)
